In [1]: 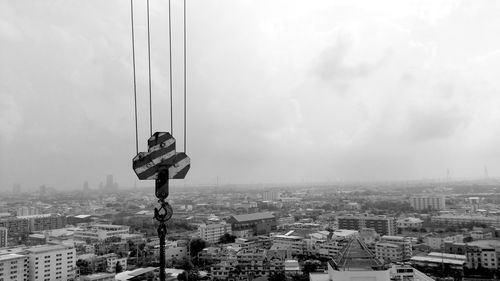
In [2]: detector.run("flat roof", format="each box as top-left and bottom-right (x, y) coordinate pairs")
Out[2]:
(0, 254), (25, 262)
(26, 244), (71, 253)
(231, 212), (275, 222)
(411, 256), (465, 265)
(428, 252), (466, 260)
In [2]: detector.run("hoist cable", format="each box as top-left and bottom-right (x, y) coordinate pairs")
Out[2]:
(183, 0), (187, 152)
(147, 0), (153, 136)
(168, 0), (174, 135)
(130, 0), (139, 154)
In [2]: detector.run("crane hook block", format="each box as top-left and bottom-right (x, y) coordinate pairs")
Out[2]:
(132, 132), (190, 180)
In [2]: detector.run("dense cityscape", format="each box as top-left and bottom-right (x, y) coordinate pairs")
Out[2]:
(4, 0), (500, 281)
(0, 176), (499, 280)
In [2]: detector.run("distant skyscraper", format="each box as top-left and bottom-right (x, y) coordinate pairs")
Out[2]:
(104, 175), (118, 190)
(12, 184), (21, 195)
(83, 181), (89, 191)
(39, 185), (47, 198)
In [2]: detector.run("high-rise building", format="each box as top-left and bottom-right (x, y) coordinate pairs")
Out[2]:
(25, 243), (76, 281)
(0, 227), (8, 248)
(337, 215), (396, 236)
(198, 222), (232, 243)
(409, 195), (446, 210)
(104, 175), (118, 190)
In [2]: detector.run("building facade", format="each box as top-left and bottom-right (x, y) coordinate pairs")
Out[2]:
(0, 227), (8, 248)
(74, 224), (130, 242)
(0, 253), (28, 281)
(337, 215), (396, 236)
(198, 222), (231, 244)
(375, 236), (412, 262)
(410, 195), (446, 210)
(26, 244), (76, 281)
(227, 212), (276, 237)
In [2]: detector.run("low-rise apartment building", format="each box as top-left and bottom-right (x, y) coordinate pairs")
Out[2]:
(198, 222), (231, 244)
(26, 243), (76, 281)
(74, 224), (130, 242)
(0, 253), (29, 281)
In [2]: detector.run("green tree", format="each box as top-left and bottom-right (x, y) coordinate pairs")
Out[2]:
(218, 233), (237, 244)
(115, 261), (123, 273)
(189, 239), (207, 257)
(303, 260), (320, 274)
(177, 270), (200, 281)
(268, 271), (286, 281)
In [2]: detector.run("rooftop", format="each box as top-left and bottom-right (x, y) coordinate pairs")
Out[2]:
(26, 244), (72, 254)
(0, 253), (25, 262)
(230, 212), (275, 222)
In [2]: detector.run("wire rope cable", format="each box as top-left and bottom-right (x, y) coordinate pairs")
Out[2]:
(168, 0), (174, 135)
(130, 0), (139, 154)
(147, 0), (153, 136)
(183, 0), (187, 152)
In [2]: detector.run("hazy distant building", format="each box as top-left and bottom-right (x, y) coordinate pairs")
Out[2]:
(227, 212), (276, 237)
(262, 191), (280, 201)
(28, 214), (67, 232)
(12, 184), (21, 196)
(83, 181), (90, 191)
(17, 206), (39, 217)
(432, 214), (500, 228)
(0, 227), (7, 248)
(410, 195), (445, 210)
(337, 215), (396, 236)
(198, 222), (231, 243)
(104, 175), (118, 191)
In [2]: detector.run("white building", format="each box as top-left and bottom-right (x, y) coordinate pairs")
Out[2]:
(424, 234), (463, 250)
(397, 217), (423, 229)
(375, 236), (412, 262)
(105, 253), (127, 273)
(410, 195), (445, 210)
(26, 243), (76, 281)
(0, 253), (28, 281)
(271, 235), (304, 255)
(198, 222), (231, 244)
(74, 224), (129, 242)
(164, 240), (188, 261)
(17, 207), (39, 217)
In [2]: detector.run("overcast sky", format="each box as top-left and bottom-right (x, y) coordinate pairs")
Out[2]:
(2, 0), (500, 190)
